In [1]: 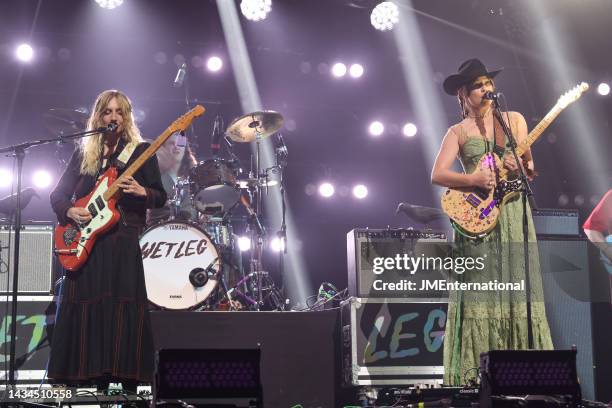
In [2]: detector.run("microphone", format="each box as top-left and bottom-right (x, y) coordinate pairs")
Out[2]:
(211, 115), (223, 155)
(483, 91), (502, 100)
(97, 122), (118, 134)
(173, 63), (187, 88)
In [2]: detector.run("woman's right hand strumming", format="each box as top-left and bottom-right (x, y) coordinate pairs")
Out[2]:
(67, 207), (92, 224)
(470, 167), (495, 190)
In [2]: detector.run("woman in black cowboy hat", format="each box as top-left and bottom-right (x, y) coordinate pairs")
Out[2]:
(432, 59), (553, 386)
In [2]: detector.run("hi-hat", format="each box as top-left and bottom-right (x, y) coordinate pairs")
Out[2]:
(43, 108), (89, 136)
(226, 111), (283, 143)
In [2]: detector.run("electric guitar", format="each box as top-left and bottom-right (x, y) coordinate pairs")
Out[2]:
(54, 105), (205, 271)
(441, 82), (589, 239)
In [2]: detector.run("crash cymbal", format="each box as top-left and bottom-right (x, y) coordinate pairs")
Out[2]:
(238, 178), (279, 188)
(43, 108), (89, 136)
(226, 110), (283, 143)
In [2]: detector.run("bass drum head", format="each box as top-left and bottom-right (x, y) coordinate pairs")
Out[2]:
(140, 221), (220, 310)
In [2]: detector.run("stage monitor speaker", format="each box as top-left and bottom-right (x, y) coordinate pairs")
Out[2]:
(532, 209), (580, 236)
(0, 223), (55, 294)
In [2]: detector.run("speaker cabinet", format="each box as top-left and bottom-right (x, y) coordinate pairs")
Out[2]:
(0, 223), (55, 294)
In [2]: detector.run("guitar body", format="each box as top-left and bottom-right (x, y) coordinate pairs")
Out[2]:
(441, 153), (523, 238)
(54, 167), (121, 271)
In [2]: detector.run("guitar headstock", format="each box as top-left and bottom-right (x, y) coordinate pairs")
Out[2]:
(557, 82), (589, 109)
(167, 105), (206, 134)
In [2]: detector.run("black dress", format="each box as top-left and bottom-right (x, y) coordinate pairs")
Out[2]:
(48, 140), (167, 385)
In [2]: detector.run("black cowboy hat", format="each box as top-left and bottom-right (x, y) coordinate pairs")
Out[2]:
(443, 58), (503, 95)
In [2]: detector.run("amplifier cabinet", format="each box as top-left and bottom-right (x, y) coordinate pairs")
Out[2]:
(347, 228), (448, 298)
(0, 223), (55, 294)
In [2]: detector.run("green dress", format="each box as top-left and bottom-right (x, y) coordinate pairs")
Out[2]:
(442, 136), (554, 386)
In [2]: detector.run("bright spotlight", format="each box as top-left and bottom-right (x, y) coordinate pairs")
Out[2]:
(94, 0), (124, 9)
(331, 62), (347, 78)
(240, 0), (272, 22)
(402, 122), (418, 137)
(207, 56), (223, 72)
(370, 1), (399, 31)
(349, 63), (364, 78)
(352, 184), (368, 199)
(238, 236), (251, 251)
(318, 182), (335, 198)
(15, 44), (34, 62)
(271, 236), (286, 252)
(0, 169), (13, 187)
(597, 82), (610, 96)
(368, 121), (384, 136)
(32, 170), (52, 188)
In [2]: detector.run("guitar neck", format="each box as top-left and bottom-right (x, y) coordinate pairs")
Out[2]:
(102, 129), (175, 200)
(516, 105), (563, 157)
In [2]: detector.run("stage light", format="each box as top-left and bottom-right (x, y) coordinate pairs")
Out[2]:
(318, 182), (335, 198)
(352, 184), (368, 199)
(15, 44), (34, 62)
(331, 62), (347, 78)
(207, 56), (223, 72)
(597, 82), (610, 96)
(238, 236), (251, 251)
(32, 170), (52, 188)
(558, 194), (569, 206)
(368, 121), (384, 136)
(403, 122), (417, 137)
(349, 63), (364, 78)
(573, 195), (584, 206)
(0, 169), (12, 187)
(240, 0), (272, 22)
(94, 0), (124, 9)
(271, 236), (285, 252)
(370, 1), (399, 31)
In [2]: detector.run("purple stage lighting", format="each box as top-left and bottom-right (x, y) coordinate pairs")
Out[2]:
(597, 82), (610, 96)
(207, 56), (223, 72)
(402, 122), (417, 137)
(331, 63), (347, 78)
(318, 182), (335, 198)
(368, 121), (384, 136)
(32, 170), (52, 188)
(15, 44), (34, 62)
(349, 64), (364, 78)
(352, 184), (368, 199)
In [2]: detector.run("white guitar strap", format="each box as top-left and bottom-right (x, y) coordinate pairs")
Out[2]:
(116, 142), (138, 169)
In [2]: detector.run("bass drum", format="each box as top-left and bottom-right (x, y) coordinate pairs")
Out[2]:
(140, 221), (220, 310)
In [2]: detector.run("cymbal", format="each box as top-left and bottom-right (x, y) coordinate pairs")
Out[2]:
(226, 111), (283, 143)
(238, 178), (279, 188)
(43, 108), (89, 136)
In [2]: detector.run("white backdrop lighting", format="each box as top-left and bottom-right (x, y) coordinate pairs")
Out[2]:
(318, 182), (335, 198)
(368, 121), (385, 136)
(207, 56), (223, 72)
(352, 184), (368, 199)
(0, 169), (13, 187)
(402, 122), (418, 137)
(94, 0), (124, 9)
(349, 63), (364, 78)
(597, 82), (610, 96)
(370, 1), (399, 31)
(15, 44), (34, 62)
(331, 62), (347, 78)
(240, 0), (272, 22)
(32, 170), (52, 188)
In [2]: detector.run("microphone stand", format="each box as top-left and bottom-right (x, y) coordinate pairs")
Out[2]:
(0, 127), (105, 386)
(493, 105), (535, 349)
(276, 146), (288, 309)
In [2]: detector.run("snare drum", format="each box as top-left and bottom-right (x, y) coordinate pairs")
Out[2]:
(190, 159), (240, 215)
(140, 221), (220, 310)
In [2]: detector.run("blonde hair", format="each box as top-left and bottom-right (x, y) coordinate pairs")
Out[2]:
(79, 90), (143, 175)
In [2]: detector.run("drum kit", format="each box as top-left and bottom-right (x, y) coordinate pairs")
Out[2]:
(47, 108), (288, 311)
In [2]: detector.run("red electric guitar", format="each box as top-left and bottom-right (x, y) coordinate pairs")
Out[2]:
(54, 105), (205, 271)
